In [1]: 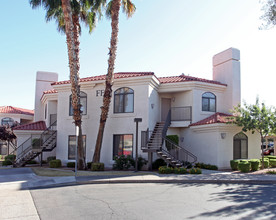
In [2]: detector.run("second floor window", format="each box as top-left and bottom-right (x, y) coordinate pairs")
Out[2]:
(202, 92), (216, 112)
(114, 87), (134, 113)
(69, 91), (87, 116)
(1, 117), (14, 127)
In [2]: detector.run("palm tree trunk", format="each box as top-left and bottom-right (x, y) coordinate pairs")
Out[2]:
(61, 0), (85, 170)
(92, 0), (121, 163)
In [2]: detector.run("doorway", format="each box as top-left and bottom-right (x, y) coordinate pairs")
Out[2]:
(161, 98), (171, 121)
(233, 132), (248, 159)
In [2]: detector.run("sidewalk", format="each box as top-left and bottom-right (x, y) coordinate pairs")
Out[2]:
(2, 168), (276, 190)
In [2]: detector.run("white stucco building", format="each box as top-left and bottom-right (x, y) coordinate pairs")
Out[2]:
(13, 48), (260, 169)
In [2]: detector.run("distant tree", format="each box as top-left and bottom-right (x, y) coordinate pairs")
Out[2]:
(230, 97), (276, 169)
(92, 0), (136, 163)
(0, 126), (16, 155)
(260, 0), (276, 29)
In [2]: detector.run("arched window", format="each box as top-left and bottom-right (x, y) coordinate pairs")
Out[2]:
(202, 92), (216, 112)
(1, 117), (14, 126)
(233, 132), (248, 159)
(69, 91), (87, 116)
(114, 87), (134, 113)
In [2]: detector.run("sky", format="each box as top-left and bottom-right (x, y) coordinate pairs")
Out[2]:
(1, 0), (276, 110)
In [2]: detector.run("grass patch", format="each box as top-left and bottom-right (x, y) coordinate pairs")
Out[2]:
(31, 167), (155, 177)
(266, 170), (276, 175)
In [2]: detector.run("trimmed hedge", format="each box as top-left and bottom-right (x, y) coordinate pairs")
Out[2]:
(260, 159), (269, 168)
(195, 162), (218, 170)
(266, 156), (276, 161)
(92, 163), (104, 171)
(49, 159), (61, 168)
(47, 156), (56, 163)
(87, 162), (92, 169)
(270, 159), (276, 168)
(238, 162), (251, 173)
(67, 162), (75, 168)
(230, 160), (240, 171)
(249, 159), (260, 171)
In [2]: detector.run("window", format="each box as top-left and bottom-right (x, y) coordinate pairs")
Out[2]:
(1, 117), (14, 127)
(202, 92), (216, 112)
(113, 134), (133, 158)
(69, 91), (87, 116)
(114, 87), (134, 113)
(233, 132), (248, 159)
(68, 135), (86, 160)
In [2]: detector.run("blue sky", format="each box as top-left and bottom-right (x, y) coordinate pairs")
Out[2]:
(1, 0), (276, 110)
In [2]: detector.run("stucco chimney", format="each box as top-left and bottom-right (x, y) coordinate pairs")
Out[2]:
(34, 71), (58, 121)
(213, 48), (241, 113)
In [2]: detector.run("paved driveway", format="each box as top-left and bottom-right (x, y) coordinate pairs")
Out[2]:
(0, 167), (37, 184)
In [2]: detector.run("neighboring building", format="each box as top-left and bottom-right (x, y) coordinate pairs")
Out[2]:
(13, 48), (260, 169)
(0, 106), (34, 155)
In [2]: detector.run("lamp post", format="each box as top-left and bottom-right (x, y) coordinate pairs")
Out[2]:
(134, 118), (142, 172)
(75, 125), (79, 179)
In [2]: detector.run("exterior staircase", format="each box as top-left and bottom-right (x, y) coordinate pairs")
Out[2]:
(11, 122), (57, 167)
(142, 110), (197, 168)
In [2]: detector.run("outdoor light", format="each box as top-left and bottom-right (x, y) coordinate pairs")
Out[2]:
(221, 133), (226, 139)
(151, 104), (154, 109)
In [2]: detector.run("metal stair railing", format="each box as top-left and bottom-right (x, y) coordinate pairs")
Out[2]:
(163, 136), (197, 165)
(14, 121), (57, 166)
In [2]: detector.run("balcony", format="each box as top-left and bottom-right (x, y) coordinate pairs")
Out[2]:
(170, 106), (192, 127)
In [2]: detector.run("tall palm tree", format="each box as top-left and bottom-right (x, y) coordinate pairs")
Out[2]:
(92, 0), (135, 163)
(30, 0), (103, 169)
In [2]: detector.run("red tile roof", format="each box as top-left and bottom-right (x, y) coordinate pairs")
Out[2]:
(43, 89), (57, 95)
(51, 72), (155, 85)
(189, 112), (233, 127)
(13, 121), (46, 131)
(0, 106), (34, 116)
(158, 74), (227, 86)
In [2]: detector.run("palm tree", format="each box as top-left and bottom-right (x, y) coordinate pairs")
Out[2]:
(30, 0), (103, 169)
(92, 0), (135, 163)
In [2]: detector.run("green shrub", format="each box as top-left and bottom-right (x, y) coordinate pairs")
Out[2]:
(47, 156), (56, 163)
(91, 163), (104, 171)
(189, 168), (202, 174)
(26, 160), (38, 165)
(174, 167), (188, 174)
(158, 166), (174, 174)
(266, 156), (276, 161)
(230, 160), (240, 171)
(49, 159), (61, 168)
(2, 160), (12, 166)
(87, 162), (92, 169)
(195, 162), (218, 170)
(249, 159), (260, 171)
(238, 162), (251, 173)
(113, 155), (134, 170)
(42, 160), (47, 164)
(5, 155), (16, 162)
(130, 156), (148, 171)
(260, 159), (269, 168)
(152, 158), (167, 170)
(67, 162), (75, 168)
(269, 159), (276, 168)
(266, 170), (276, 174)
(182, 161), (193, 169)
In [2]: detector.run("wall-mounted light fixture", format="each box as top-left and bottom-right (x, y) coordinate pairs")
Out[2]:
(151, 104), (154, 109)
(221, 133), (226, 139)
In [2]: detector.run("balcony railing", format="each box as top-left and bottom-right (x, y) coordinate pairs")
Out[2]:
(171, 106), (192, 121)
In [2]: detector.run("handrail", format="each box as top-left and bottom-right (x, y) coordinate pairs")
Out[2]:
(162, 109), (171, 139)
(10, 136), (32, 155)
(163, 136), (197, 164)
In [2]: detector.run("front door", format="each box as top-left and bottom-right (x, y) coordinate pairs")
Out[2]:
(233, 133), (248, 159)
(161, 98), (171, 121)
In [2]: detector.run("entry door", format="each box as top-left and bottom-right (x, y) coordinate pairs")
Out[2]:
(161, 98), (171, 121)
